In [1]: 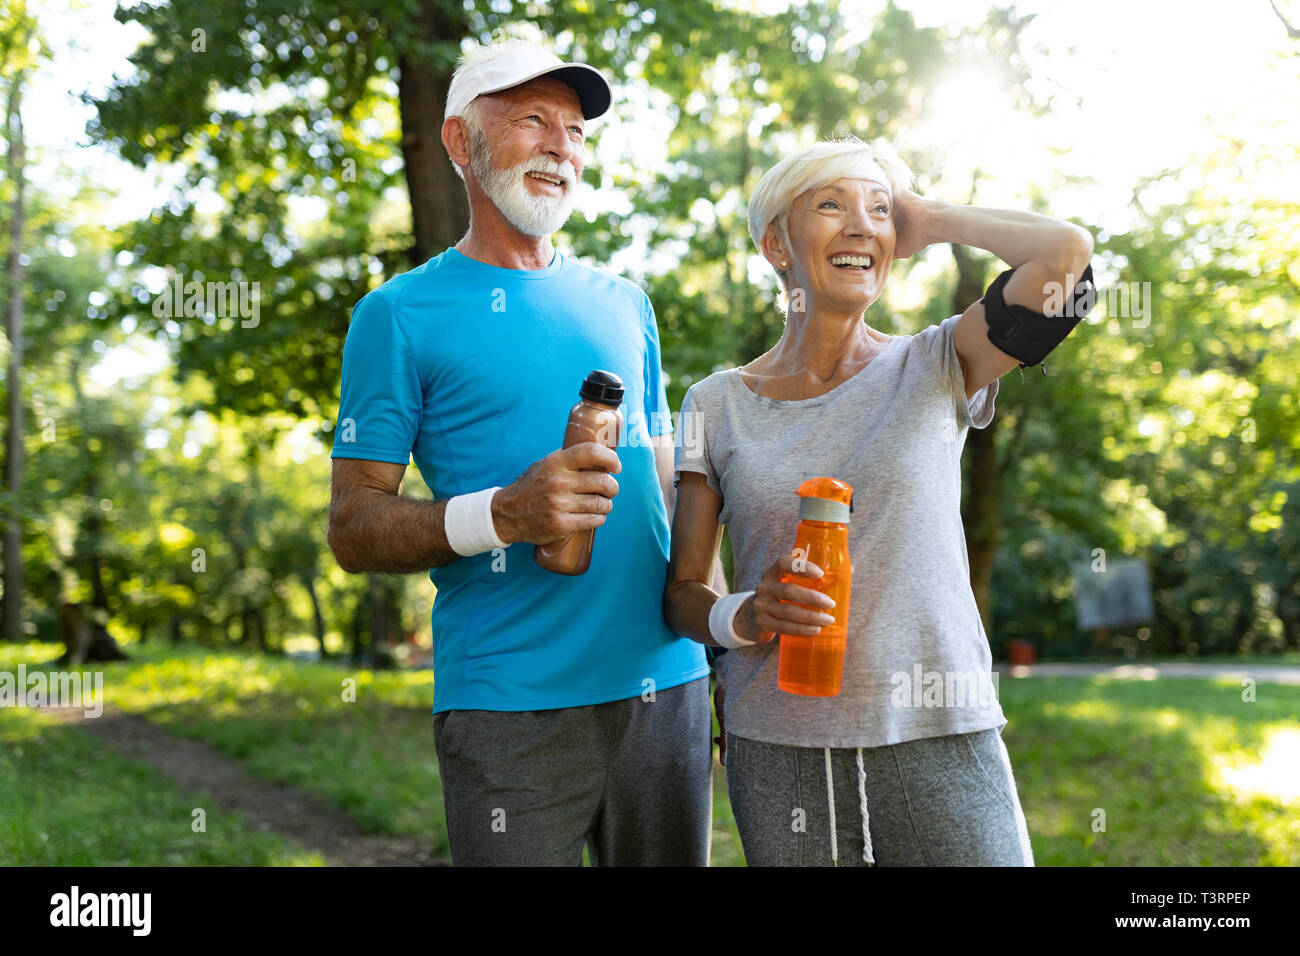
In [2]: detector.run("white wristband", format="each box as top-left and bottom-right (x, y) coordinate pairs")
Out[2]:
(709, 591), (758, 649)
(444, 487), (508, 556)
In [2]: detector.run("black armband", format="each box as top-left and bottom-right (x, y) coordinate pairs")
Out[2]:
(980, 262), (1096, 368)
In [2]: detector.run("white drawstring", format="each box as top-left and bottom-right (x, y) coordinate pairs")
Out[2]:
(825, 746), (876, 867)
(824, 748), (838, 867)
(856, 748), (875, 865)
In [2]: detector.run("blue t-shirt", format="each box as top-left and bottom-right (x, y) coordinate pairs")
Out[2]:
(331, 247), (708, 713)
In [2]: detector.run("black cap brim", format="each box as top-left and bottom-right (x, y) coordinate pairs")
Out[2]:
(480, 62), (612, 120)
(541, 65), (613, 120)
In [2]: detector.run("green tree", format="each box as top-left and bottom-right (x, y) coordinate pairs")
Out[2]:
(0, 0), (50, 640)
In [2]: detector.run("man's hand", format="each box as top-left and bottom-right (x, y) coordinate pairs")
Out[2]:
(491, 442), (622, 546)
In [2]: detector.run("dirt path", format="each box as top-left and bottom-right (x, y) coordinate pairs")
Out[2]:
(40, 704), (446, 866)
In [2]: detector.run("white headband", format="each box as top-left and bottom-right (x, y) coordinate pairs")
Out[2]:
(852, 158), (893, 197)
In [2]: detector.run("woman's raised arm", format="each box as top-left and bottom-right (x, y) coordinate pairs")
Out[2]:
(893, 189), (1094, 397)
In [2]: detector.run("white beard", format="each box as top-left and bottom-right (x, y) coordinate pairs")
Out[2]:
(470, 125), (579, 237)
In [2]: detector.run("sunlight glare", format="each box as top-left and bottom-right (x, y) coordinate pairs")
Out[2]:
(1218, 727), (1300, 804)
(923, 68), (1005, 147)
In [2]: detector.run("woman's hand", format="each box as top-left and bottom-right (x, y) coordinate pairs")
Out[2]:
(736, 550), (837, 644)
(891, 188), (936, 260)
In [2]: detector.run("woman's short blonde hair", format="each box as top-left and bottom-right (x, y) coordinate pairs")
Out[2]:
(747, 135), (915, 289)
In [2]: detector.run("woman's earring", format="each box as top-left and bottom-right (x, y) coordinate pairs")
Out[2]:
(779, 259), (789, 269)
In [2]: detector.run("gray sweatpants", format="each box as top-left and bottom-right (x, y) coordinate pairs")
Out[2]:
(433, 676), (712, 866)
(725, 727), (1034, 866)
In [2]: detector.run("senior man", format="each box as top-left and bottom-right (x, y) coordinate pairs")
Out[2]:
(326, 40), (712, 866)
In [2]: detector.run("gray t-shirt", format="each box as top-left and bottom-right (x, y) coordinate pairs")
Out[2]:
(673, 314), (1006, 748)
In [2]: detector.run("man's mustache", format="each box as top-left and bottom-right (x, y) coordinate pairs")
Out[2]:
(516, 157), (579, 189)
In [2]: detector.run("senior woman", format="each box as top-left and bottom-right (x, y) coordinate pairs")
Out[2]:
(664, 136), (1094, 867)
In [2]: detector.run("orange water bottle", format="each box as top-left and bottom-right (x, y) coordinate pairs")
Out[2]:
(777, 477), (853, 697)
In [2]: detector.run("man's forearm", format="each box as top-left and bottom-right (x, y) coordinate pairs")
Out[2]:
(329, 491), (463, 574)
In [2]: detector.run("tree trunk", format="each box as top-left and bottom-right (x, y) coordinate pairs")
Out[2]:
(396, 0), (470, 266)
(953, 242), (1000, 636)
(2, 75), (25, 642)
(367, 574), (399, 668)
(253, 607), (269, 654)
(240, 607), (260, 648)
(80, 441), (121, 659)
(64, 358), (129, 662)
(1280, 611), (1299, 651)
(350, 592), (366, 664)
(57, 602), (128, 666)
(965, 420), (1000, 634)
(305, 572), (329, 658)
(61, 602), (91, 666)
(227, 524), (257, 650)
(368, 574), (388, 646)
(85, 512), (111, 621)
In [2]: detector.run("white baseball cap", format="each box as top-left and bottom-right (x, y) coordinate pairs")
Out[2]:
(445, 43), (612, 121)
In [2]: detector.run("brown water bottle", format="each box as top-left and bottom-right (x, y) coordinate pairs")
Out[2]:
(534, 370), (624, 575)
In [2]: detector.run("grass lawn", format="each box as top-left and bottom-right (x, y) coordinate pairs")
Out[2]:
(0, 703), (324, 865)
(1001, 675), (1300, 865)
(2, 641), (1296, 865)
(2, 641), (448, 854)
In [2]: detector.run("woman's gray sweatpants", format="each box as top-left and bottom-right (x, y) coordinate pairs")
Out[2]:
(725, 727), (1034, 866)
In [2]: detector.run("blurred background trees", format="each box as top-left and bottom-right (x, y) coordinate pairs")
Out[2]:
(2, 0), (1296, 662)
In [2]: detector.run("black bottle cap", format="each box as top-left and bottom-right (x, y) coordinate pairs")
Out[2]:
(580, 369), (624, 405)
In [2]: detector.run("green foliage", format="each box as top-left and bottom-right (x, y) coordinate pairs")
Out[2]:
(6, 0), (1296, 661)
(91, 0), (413, 426)
(990, 134), (1300, 656)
